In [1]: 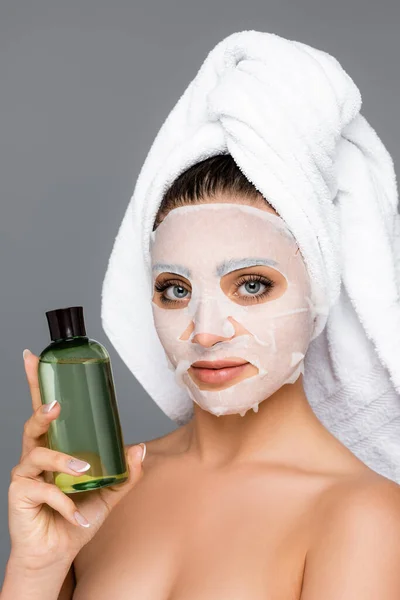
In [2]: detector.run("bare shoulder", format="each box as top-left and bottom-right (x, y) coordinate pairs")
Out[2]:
(301, 470), (400, 599)
(312, 469), (400, 530)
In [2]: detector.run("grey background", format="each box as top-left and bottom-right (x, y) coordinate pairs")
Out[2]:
(1, 0), (399, 578)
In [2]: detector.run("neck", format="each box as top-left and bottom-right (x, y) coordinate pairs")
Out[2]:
(181, 376), (341, 471)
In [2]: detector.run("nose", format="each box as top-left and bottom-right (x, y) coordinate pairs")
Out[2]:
(191, 331), (234, 348)
(184, 296), (237, 347)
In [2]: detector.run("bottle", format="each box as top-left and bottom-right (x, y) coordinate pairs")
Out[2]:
(38, 306), (128, 494)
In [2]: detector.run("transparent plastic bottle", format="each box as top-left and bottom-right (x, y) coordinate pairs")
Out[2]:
(38, 306), (128, 493)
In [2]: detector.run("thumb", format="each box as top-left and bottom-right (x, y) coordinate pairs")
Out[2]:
(98, 443), (146, 510)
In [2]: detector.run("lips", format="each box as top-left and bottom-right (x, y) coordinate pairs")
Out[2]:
(189, 358), (251, 385)
(191, 358), (249, 369)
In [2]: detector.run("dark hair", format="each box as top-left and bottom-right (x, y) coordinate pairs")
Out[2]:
(152, 153), (270, 230)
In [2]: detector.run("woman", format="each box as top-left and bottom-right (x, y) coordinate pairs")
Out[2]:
(5, 31), (400, 599)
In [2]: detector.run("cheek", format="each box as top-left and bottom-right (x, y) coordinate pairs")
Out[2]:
(270, 312), (314, 355)
(151, 302), (191, 356)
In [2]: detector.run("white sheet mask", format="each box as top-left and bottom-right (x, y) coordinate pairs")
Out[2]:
(150, 203), (317, 417)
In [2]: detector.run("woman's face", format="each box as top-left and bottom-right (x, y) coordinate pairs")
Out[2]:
(150, 197), (316, 418)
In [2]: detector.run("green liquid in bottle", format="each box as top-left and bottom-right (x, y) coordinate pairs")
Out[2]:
(38, 307), (128, 494)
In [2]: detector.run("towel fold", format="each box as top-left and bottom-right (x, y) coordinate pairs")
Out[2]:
(101, 30), (400, 483)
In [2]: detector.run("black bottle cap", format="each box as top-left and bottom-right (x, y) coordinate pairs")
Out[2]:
(45, 306), (86, 342)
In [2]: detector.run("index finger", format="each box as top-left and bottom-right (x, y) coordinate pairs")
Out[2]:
(23, 350), (42, 412)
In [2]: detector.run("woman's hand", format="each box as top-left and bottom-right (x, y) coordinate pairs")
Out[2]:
(7, 349), (146, 572)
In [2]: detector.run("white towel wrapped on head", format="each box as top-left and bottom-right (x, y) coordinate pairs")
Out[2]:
(101, 30), (400, 483)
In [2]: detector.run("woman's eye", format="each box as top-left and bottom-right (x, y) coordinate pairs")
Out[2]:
(234, 276), (275, 302)
(238, 280), (264, 295)
(154, 279), (191, 305)
(164, 285), (190, 300)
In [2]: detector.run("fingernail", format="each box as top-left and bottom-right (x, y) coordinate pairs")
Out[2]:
(138, 443), (146, 463)
(74, 511), (91, 528)
(68, 458), (91, 472)
(42, 400), (58, 413)
(23, 349), (32, 360)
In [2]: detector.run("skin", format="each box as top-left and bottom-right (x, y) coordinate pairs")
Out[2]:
(68, 193), (400, 600)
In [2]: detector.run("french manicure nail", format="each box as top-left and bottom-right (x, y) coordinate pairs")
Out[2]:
(42, 400), (58, 413)
(23, 349), (32, 360)
(68, 458), (91, 472)
(74, 511), (91, 528)
(139, 443), (147, 463)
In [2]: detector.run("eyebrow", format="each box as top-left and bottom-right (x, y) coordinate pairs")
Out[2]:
(151, 258), (278, 279)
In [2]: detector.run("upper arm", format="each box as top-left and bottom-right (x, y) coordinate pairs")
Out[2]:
(57, 561), (76, 600)
(300, 479), (400, 599)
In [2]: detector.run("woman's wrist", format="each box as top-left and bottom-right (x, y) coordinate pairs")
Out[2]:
(1, 553), (73, 600)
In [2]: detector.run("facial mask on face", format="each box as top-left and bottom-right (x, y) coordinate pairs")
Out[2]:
(149, 203), (317, 417)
